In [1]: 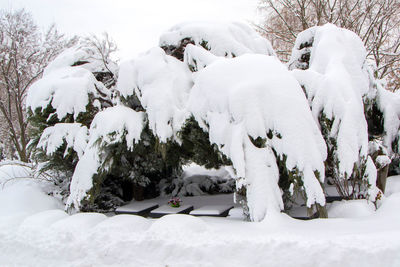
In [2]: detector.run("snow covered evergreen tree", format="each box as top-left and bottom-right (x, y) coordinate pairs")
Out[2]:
(26, 36), (116, 201)
(289, 24), (382, 201)
(27, 21), (397, 221)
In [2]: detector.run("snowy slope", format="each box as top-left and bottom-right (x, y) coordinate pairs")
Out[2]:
(1, 178), (400, 267)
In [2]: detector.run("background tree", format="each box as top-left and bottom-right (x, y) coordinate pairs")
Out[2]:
(0, 8), (75, 162)
(256, 0), (400, 91)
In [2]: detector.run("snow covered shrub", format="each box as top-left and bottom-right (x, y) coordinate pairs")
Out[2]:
(26, 39), (116, 200)
(66, 22), (279, 214)
(363, 65), (400, 191)
(64, 22), (328, 220)
(289, 24), (381, 200)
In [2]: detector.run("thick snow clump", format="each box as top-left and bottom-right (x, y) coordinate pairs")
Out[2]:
(160, 21), (275, 58)
(26, 66), (103, 120)
(38, 123), (89, 159)
(117, 47), (193, 142)
(26, 43), (114, 121)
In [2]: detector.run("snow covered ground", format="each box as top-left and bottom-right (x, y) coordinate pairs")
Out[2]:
(1, 164), (400, 266)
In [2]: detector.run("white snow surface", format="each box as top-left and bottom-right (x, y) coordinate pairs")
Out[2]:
(290, 24), (377, 196)
(189, 205), (233, 215)
(150, 204), (193, 214)
(160, 21), (275, 58)
(0, 183), (63, 215)
(38, 123), (89, 159)
(26, 66), (102, 120)
(117, 47), (192, 142)
(327, 199), (376, 218)
(116, 202), (158, 213)
(386, 175), (400, 197)
(0, 163), (31, 187)
(66, 106), (145, 210)
(188, 54), (327, 221)
(1, 179), (400, 266)
(184, 44), (220, 71)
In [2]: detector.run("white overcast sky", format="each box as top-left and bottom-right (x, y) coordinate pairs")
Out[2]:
(1, 0), (260, 60)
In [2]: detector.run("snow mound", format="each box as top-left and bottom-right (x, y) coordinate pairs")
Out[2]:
(93, 214), (151, 233)
(49, 212), (107, 242)
(377, 192), (400, 218)
(66, 106), (145, 210)
(17, 210), (68, 242)
(189, 54), (327, 221)
(26, 66), (102, 120)
(149, 214), (207, 236)
(328, 200), (375, 218)
(290, 24), (377, 199)
(160, 21), (275, 58)
(386, 175), (400, 197)
(0, 164), (31, 187)
(117, 47), (192, 142)
(38, 123), (88, 159)
(0, 183), (63, 215)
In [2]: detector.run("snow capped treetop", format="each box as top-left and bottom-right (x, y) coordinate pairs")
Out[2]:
(290, 24), (370, 96)
(160, 21), (275, 58)
(26, 66), (103, 120)
(26, 37), (118, 121)
(43, 44), (117, 76)
(188, 54), (327, 220)
(117, 47), (193, 142)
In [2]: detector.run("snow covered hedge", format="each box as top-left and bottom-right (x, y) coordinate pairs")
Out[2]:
(27, 22), (400, 221)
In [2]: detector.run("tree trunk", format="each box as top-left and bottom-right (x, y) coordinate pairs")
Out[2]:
(377, 164), (389, 193)
(132, 183), (145, 201)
